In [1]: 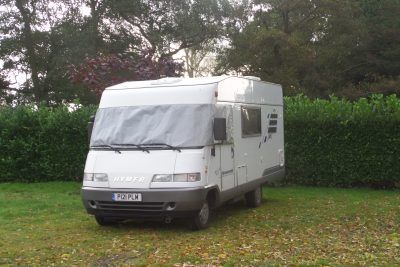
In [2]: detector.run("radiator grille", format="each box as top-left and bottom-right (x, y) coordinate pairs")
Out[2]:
(96, 201), (165, 212)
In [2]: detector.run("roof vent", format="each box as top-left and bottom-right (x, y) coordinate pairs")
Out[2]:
(150, 77), (183, 85)
(244, 76), (261, 81)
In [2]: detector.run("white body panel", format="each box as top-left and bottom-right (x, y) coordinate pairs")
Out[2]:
(83, 149), (207, 189)
(100, 83), (217, 108)
(84, 76), (284, 200)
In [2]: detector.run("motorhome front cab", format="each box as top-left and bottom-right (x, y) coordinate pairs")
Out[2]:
(82, 76), (285, 229)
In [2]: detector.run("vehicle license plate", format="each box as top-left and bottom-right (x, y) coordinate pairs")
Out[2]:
(112, 192), (142, 202)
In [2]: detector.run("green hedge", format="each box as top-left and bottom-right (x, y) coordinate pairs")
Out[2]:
(0, 105), (95, 182)
(284, 94), (400, 188)
(1, 94), (399, 187)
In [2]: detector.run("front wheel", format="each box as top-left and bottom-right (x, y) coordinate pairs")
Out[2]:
(245, 185), (262, 208)
(95, 215), (117, 226)
(190, 201), (210, 230)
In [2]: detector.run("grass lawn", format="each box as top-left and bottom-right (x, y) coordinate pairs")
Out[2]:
(0, 182), (399, 266)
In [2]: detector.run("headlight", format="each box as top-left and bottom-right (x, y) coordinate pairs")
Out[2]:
(152, 173), (200, 182)
(152, 174), (173, 182)
(84, 173), (108, 182)
(83, 173), (94, 181)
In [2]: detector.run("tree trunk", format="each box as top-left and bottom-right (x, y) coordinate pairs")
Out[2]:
(282, 9), (290, 34)
(15, 0), (43, 103)
(185, 49), (194, 78)
(88, 0), (102, 54)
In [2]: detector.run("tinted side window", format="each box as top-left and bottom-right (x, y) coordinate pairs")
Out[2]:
(241, 107), (261, 137)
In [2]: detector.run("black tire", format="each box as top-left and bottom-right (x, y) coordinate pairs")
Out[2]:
(245, 185), (262, 208)
(95, 215), (117, 226)
(190, 201), (210, 230)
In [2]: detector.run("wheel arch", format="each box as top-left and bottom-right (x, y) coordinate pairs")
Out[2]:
(205, 186), (221, 209)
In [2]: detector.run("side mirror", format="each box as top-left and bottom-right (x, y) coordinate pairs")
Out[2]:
(87, 115), (95, 143)
(214, 118), (226, 141)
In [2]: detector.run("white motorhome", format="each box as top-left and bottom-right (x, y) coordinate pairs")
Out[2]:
(82, 76), (285, 229)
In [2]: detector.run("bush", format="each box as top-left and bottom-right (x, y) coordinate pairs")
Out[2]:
(1, 94), (399, 188)
(284, 94), (400, 188)
(0, 105), (96, 182)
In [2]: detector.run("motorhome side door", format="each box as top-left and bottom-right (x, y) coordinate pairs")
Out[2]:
(233, 104), (247, 186)
(220, 144), (235, 191)
(215, 104), (235, 191)
(233, 104), (262, 186)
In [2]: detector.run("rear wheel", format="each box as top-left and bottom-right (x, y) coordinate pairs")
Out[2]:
(245, 185), (262, 208)
(190, 201), (210, 230)
(95, 215), (117, 226)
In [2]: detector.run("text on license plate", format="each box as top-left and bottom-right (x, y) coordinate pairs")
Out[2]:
(112, 192), (142, 202)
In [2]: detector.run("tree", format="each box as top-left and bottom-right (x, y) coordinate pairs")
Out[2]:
(0, 0), (230, 105)
(0, 0), (96, 105)
(217, 0), (335, 96)
(217, 0), (400, 98)
(183, 42), (217, 77)
(0, 0), (130, 105)
(69, 52), (183, 98)
(312, 0), (400, 98)
(107, 0), (228, 58)
(0, 75), (12, 105)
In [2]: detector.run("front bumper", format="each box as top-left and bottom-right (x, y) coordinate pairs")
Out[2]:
(81, 187), (207, 219)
